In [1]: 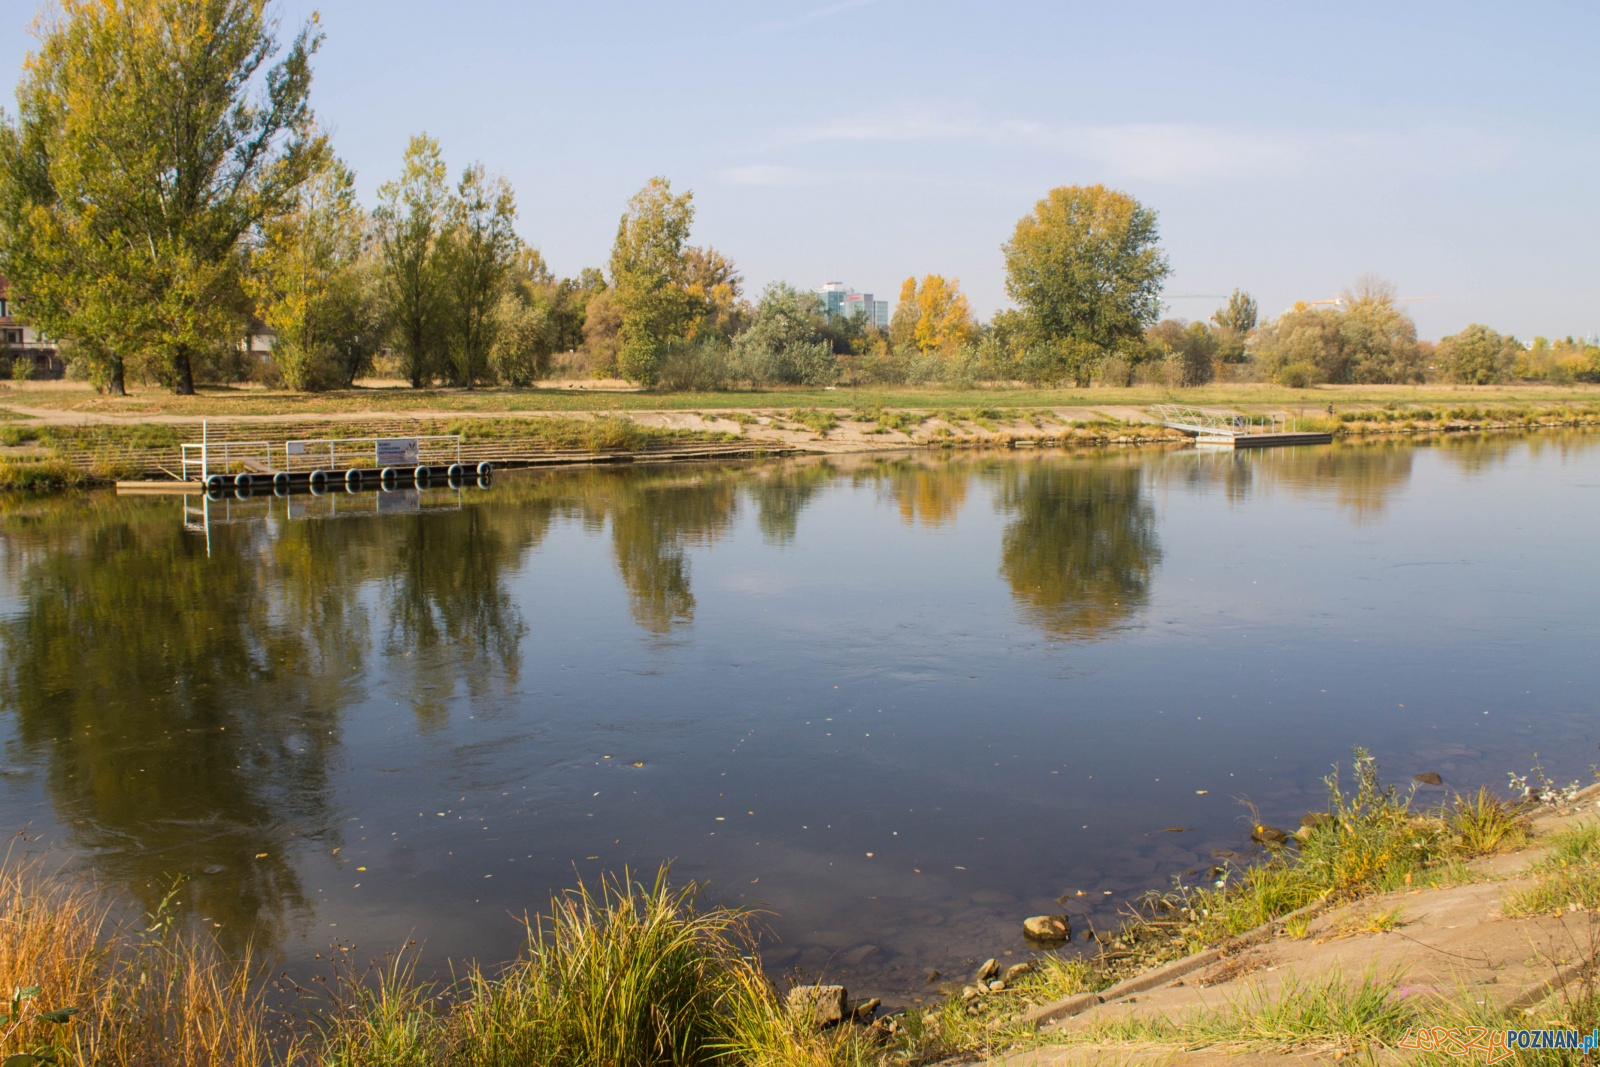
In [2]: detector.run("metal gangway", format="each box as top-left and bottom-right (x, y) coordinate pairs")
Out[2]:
(180, 438), (276, 481)
(1150, 405), (1289, 437)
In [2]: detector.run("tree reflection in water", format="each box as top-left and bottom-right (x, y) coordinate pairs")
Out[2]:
(4, 441), (1529, 964)
(746, 461), (834, 545)
(855, 456), (971, 528)
(990, 458), (1163, 639)
(0, 498), (350, 953)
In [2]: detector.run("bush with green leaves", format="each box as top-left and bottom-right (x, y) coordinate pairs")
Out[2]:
(733, 283), (837, 387)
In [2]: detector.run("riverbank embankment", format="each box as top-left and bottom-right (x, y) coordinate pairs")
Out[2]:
(991, 791), (1600, 1065)
(2, 758), (1595, 1065)
(915, 774), (1600, 1066)
(1, 395), (1598, 490)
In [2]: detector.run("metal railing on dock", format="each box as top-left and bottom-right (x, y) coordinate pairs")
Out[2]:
(281, 435), (462, 474)
(1151, 405), (1292, 436)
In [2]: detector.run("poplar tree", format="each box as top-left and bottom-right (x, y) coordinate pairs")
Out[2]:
(608, 177), (694, 387)
(0, 0), (324, 394)
(247, 154), (372, 390)
(374, 135), (450, 388)
(440, 164), (520, 388)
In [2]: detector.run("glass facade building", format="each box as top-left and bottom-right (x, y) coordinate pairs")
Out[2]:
(814, 282), (888, 328)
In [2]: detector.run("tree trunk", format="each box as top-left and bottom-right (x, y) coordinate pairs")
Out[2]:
(174, 347), (196, 395)
(107, 357), (126, 397)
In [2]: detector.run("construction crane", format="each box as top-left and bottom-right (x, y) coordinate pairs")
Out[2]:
(1295, 295), (1439, 310)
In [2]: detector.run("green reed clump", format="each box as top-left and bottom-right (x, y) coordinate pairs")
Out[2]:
(1169, 749), (1527, 947)
(0, 459), (88, 491)
(313, 869), (844, 1067)
(0, 851), (859, 1067)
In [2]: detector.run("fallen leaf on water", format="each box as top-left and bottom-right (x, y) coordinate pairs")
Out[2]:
(1161, 827), (1190, 833)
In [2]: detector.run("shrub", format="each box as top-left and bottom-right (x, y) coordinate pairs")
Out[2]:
(656, 339), (733, 392)
(1276, 361), (1318, 388)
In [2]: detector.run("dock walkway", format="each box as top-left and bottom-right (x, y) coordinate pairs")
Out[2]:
(1151, 405), (1332, 448)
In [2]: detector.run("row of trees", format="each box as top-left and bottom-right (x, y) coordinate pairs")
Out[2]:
(0, 0), (1179, 396)
(1137, 282), (1600, 389)
(1, 2), (1593, 394)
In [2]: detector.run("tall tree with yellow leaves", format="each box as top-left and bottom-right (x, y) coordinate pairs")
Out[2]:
(888, 275), (976, 355)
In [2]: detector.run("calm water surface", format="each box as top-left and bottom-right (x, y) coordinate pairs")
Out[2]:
(0, 434), (1596, 1001)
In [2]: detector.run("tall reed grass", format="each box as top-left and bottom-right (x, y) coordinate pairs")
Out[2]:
(0, 850), (277, 1065)
(0, 855), (853, 1067)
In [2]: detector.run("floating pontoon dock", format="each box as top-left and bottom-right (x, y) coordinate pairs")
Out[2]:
(116, 425), (799, 495)
(1150, 405), (1333, 448)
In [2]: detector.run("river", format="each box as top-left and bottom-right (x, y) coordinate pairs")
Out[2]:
(0, 433), (1595, 1002)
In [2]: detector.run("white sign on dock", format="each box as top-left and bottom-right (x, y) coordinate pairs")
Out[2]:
(376, 438), (420, 465)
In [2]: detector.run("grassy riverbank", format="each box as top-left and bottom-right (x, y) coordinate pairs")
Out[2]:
(1, 380), (1598, 419)
(6, 753), (1596, 1065)
(0, 382), (1597, 490)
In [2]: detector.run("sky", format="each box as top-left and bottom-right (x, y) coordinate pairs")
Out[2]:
(4, 1), (1598, 340)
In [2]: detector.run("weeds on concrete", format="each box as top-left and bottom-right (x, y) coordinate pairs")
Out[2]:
(1505, 823), (1600, 917)
(850, 406), (926, 435)
(1084, 970), (1417, 1054)
(1088, 750), (1530, 982)
(446, 415), (736, 452)
(788, 408), (839, 436)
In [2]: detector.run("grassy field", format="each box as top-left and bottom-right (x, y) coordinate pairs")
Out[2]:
(1, 380), (1597, 419)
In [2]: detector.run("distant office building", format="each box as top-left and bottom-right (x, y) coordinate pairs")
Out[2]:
(814, 282), (889, 329)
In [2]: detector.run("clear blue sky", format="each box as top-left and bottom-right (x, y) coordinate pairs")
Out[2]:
(5, 1), (1597, 340)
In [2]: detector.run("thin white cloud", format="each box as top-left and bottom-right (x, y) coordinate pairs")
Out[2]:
(721, 164), (802, 186)
(752, 0), (878, 35)
(718, 163), (910, 187)
(756, 107), (1512, 184)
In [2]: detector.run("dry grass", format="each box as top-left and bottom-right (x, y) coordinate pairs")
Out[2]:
(0, 849), (277, 1066)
